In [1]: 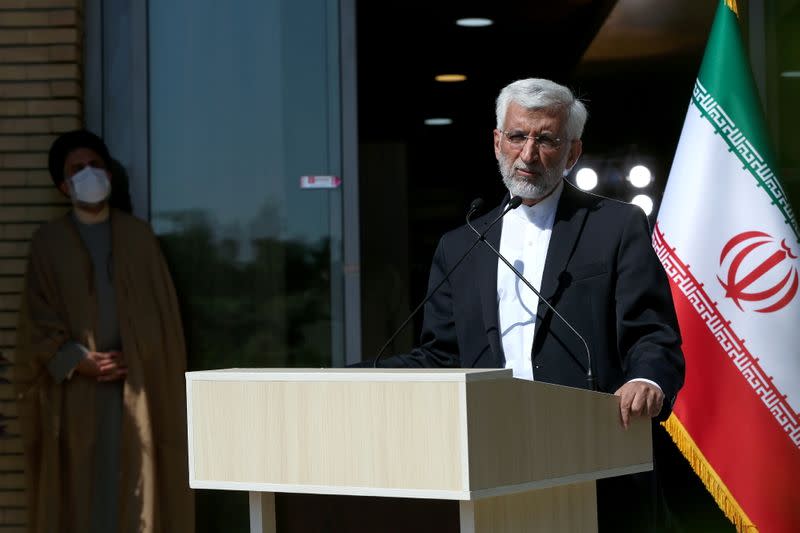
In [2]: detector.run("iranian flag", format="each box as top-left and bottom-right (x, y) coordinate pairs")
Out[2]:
(654, 0), (800, 531)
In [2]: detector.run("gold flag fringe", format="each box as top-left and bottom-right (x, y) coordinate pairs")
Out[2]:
(662, 415), (758, 532)
(725, 0), (739, 16)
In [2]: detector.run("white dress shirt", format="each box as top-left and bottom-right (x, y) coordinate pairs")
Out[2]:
(496, 181), (662, 392)
(498, 182), (563, 380)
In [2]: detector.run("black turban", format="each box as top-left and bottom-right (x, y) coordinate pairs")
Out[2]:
(47, 129), (113, 187)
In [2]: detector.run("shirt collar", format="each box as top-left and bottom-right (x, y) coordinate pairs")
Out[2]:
(510, 179), (564, 226)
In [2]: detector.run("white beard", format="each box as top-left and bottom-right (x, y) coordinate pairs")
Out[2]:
(498, 152), (565, 201)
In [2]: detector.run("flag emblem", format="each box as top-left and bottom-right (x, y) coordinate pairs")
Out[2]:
(717, 231), (799, 313)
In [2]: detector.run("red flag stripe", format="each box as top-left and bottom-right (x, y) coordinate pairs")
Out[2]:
(671, 281), (800, 532)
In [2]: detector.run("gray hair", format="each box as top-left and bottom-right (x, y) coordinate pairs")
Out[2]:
(495, 78), (588, 140)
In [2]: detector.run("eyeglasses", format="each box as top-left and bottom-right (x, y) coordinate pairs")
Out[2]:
(501, 130), (563, 151)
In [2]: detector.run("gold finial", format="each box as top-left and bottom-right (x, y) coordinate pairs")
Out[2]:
(725, 0), (739, 16)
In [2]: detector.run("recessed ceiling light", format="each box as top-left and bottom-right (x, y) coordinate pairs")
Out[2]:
(781, 71), (800, 78)
(456, 18), (493, 27)
(435, 74), (467, 82)
(424, 118), (453, 126)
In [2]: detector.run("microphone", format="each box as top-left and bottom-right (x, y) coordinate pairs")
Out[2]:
(465, 205), (596, 391)
(373, 197), (518, 368)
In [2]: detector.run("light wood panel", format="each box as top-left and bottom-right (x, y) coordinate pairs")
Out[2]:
(459, 481), (597, 533)
(190, 377), (467, 494)
(464, 378), (651, 494)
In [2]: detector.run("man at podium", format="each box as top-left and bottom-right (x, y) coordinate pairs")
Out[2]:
(370, 78), (685, 532)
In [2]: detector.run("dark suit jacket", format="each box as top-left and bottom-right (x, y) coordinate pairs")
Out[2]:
(386, 181), (684, 419)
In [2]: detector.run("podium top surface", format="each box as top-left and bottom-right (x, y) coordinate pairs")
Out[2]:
(186, 367), (513, 383)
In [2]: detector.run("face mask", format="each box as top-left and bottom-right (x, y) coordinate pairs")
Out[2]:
(68, 165), (111, 205)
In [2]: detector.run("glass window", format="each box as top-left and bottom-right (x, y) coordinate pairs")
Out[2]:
(745, 0), (800, 209)
(768, 0), (800, 209)
(149, 0), (344, 371)
(148, 2), (345, 529)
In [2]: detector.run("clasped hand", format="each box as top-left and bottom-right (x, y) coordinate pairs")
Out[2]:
(75, 351), (128, 382)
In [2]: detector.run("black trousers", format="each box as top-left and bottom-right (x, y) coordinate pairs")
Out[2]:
(597, 471), (664, 532)
(596, 424), (674, 532)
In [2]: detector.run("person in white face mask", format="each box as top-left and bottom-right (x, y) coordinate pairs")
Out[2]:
(14, 130), (194, 533)
(66, 164), (112, 208)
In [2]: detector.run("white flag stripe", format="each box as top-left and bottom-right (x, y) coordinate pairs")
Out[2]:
(692, 80), (799, 239)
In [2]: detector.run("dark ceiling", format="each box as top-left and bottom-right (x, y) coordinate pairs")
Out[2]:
(357, 0), (617, 141)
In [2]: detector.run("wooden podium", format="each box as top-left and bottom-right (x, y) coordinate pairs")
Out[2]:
(186, 368), (652, 532)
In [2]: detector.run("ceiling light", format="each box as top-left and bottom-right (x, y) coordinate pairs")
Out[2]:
(435, 74), (467, 82)
(455, 18), (493, 27)
(781, 71), (800, 78)
(575, 168), (598, 191)
(424, 118), (453, 126)
(631, 194), (654, 216)
(628, 165), (652, 188)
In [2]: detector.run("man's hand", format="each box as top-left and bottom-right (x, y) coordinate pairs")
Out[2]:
(614, 381), (664, 429)
(75, 351), (128, 382)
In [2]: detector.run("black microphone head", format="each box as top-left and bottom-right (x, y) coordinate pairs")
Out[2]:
(509, 196), (523, 209)
(469, 198), (485, 214)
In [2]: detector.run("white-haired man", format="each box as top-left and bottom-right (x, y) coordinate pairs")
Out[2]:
(376, 78), (684, 531)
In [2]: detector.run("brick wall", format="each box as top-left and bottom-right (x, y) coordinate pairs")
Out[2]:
(0, 1), (82, 530)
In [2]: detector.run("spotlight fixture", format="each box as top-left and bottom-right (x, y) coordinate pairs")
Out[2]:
(424, 118), (453, 126)
(628, 165), (652, 188)
(435, 74), (467, 82)
(631, 194), (654, 215)
(575, 168), (598, 191)
(455, 18), (493, 27)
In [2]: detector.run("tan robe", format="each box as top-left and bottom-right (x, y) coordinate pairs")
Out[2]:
(14, 209), (195, 533)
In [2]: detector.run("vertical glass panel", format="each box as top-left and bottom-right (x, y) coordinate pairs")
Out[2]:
(150, 0), (342, 368)
(149, 1), (343, 529)
(770, 0), (800, 208)
(749, 0), (800, 208)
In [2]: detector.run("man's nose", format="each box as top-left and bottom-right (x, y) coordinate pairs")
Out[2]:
(519, 138), (539, 163)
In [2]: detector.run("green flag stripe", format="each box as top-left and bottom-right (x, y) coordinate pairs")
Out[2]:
(699, 1), (775, 173)
(690, 0), (800, 242)
(691, 80), (800, 242)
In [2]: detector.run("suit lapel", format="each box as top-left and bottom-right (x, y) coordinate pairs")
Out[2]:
(538, 182), (590, 310)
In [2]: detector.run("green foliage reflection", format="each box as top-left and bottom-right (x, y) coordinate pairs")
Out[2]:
(156, 209), (332, 371)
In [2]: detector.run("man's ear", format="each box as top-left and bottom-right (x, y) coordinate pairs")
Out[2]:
(58, 180), (70, 197)
(493, 129), (503, 160)
(566, 139), (583, 170)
